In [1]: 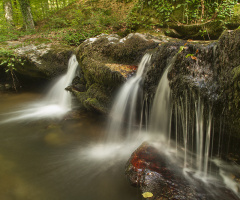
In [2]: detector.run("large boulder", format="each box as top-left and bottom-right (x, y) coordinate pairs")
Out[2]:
(73, 33), (161, 113)
(142, 28), (240, 138)
(216, 29), (240, 137)
(0, 42), (74, 91)
(125, 142), (239, 200)
(167, 21), (225, 40)
(13, 43), (74, 80)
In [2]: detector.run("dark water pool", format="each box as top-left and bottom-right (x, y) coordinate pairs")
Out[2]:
(0, 93), (141, 200)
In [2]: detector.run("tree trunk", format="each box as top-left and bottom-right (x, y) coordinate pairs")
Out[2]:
(41, 0), (49, 18)
(17, 0), (35, 30)
(43, 0), (49, 13)
(3, 0), (14, 26)
(63, 0), (66, 7)
(56, 0), (59, 10)
(201, 0), (204, 21)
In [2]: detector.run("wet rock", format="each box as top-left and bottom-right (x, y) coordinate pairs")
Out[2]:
(68, 83), (111, 114)
(70, 76), (87, 92)
(143, 29), (240, 139)
(215, 29), (240, 137)
(74, 33), (160, 113)
(125, 142), (240, 200)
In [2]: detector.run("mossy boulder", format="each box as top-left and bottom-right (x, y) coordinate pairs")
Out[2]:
(74, 33), (160, 113)
(68, 83), (111, 114)
(143, 28), (240, 138)
(167, 21), (224, 40)
(216, 29), (240, 136)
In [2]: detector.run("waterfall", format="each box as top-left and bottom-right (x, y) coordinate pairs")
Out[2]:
(106, 53), (152, 143)
(1, 54), (79, 123)
(175, 93), (213, 175)
(44, 54), (79, 111)
(149, 55), (177, 140)
(148, 53), (216, 176)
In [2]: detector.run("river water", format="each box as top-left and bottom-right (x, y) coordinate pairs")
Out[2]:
(0, 92), (141, 200)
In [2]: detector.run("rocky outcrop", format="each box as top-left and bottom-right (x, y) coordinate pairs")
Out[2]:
(0, 43), (74, 91)
(216, 29), (240, 136)
(141, 28), (240, 138)
(125, 142), (239, 200)
(13, 43), (74, 80)
(72, 33), (162, 113)
(166, 21), (224, 40)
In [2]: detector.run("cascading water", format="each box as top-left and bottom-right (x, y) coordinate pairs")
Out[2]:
(175, 92), (214, 174)
(0, 54), (79, 123)
(146, 53), (239, 197)
(83, 53), (153, 168)
(149, 55), (177, 140)
(147, 53), (214, 175)
(106, 53), (152, 143)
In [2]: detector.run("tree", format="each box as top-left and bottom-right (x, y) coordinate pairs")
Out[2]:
(41, 0), (49, 18)
(17, 0), (35, 30)
(3, 0), (14, 27)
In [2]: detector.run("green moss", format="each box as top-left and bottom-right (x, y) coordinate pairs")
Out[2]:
(71, 83), (112, 114)
(81, 57), (125, 89)
(232, 65), (240, 80)
(85, 98), (107, 113)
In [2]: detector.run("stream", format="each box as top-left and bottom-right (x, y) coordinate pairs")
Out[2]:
(0, 92), (141, 200)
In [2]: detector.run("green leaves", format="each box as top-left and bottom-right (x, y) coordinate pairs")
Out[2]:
(178, 45), (186, 53)
(185, 53), (194, 58)
(0, 48), (25, 72)
(138, 0), (237, 25)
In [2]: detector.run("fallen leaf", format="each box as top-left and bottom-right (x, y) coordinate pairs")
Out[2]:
(142, 192), (153, 198)
(191, 56), (197, 60)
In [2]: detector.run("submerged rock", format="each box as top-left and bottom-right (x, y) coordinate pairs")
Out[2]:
(125, 142), (239, 200)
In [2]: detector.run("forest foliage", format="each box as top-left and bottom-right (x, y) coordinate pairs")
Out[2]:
(0, 0), (239, 91)
(0, 0), (239, 45)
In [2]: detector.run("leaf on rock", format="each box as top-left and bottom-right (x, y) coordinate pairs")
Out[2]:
(142, 192), (153, 198)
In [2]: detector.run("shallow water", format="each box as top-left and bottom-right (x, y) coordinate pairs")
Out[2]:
(0, 93), (141, 200)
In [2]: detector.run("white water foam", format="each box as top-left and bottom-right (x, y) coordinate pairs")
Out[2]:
(0, 54), (78, 123)
(106, 53), (152, 142)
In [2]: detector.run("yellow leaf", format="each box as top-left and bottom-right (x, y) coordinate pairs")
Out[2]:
(142, 192), (153, 198)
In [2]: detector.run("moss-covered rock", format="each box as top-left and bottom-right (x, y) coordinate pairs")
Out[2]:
(169, 21), (224, 40)
(216, 29), (240, 136)
(69, 83), (112, 113)
(142, 28), (240, 138)
(74, 33), (160, 113)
